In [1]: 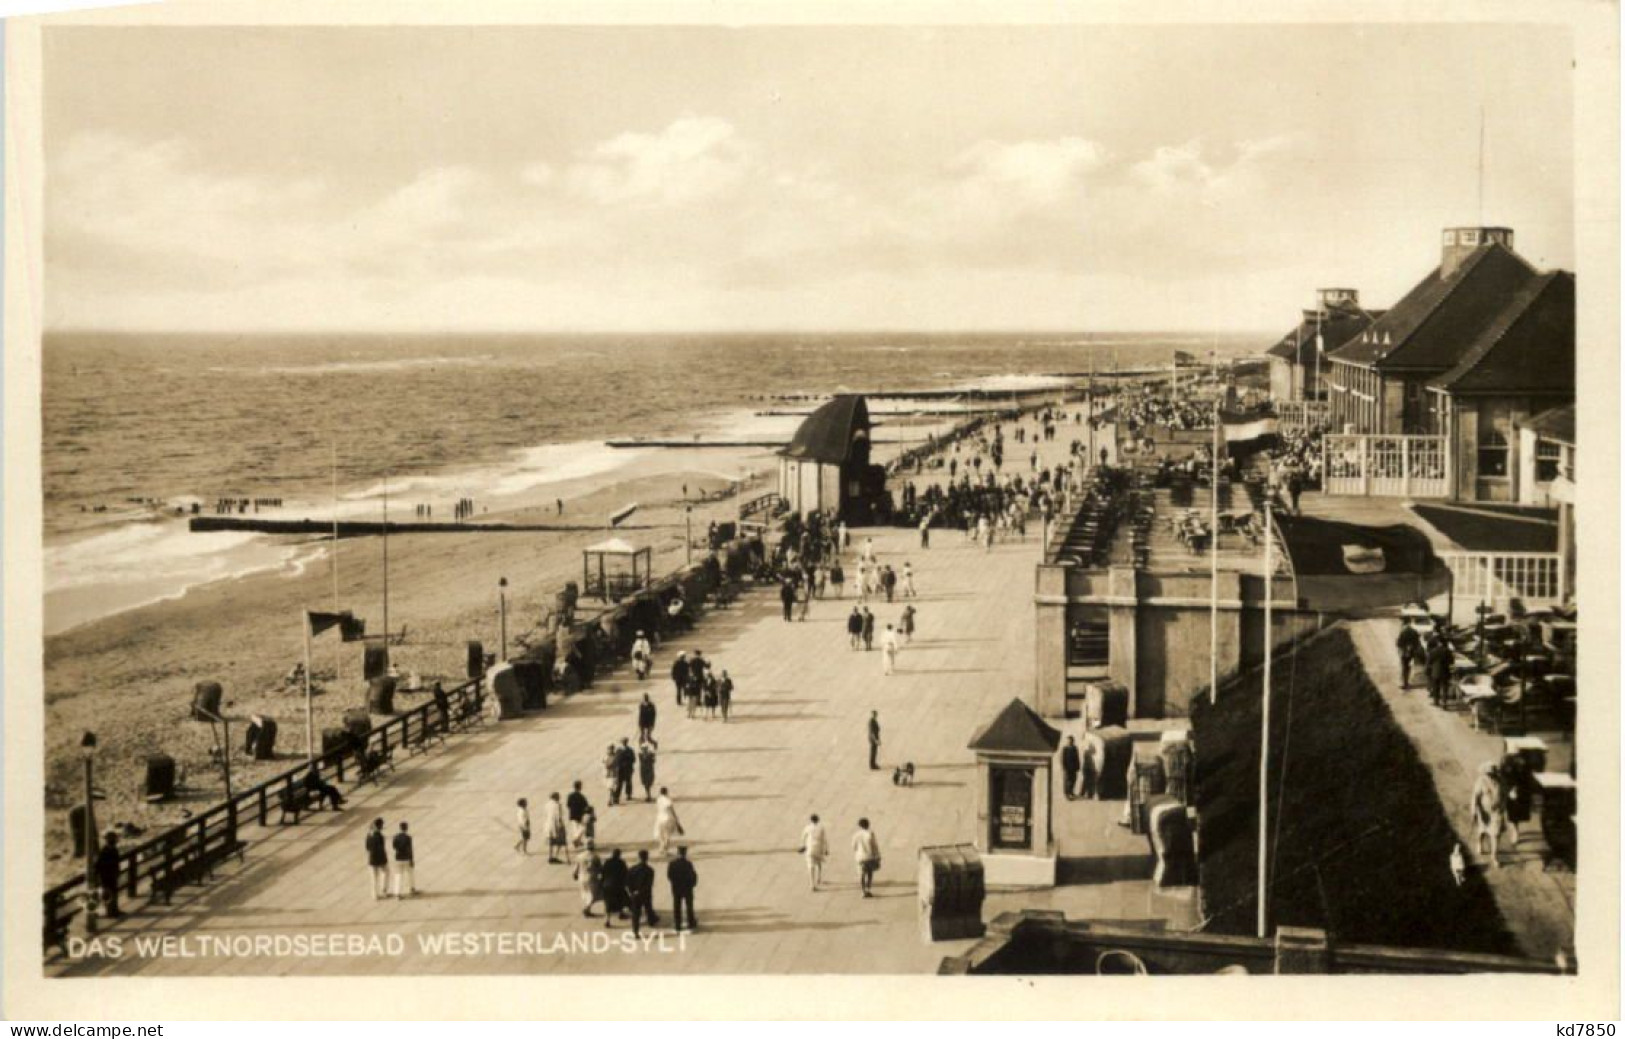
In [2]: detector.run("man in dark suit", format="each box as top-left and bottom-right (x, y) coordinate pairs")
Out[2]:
(95, 830), (124, 918)
(1396, 622), (1423, 690)
(1425, 637), (1454, 707)
(667, 846), (698, 932)
(613, 739), (637, 805)
(637, 695), (658, 747)
(626, 849), (658, 938)
(365, 818), (389, 900)
(867, 711), (881, 771)
(670, 652), (690, 706)
(305, 763), (345, 811)
(1060, 736), (1082, 800)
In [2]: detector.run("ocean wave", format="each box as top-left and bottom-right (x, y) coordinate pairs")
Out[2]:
(214, 355), (501, 377)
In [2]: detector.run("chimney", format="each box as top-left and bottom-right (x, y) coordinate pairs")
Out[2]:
(1316, 288), (1359, 312)
(1440, 227), (1514, 279)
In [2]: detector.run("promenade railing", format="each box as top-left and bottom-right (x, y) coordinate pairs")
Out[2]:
(43, 676), (484, 956)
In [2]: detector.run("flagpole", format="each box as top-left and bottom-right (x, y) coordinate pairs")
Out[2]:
(1211, 399), (1221, 704)
(1258, 506), (1274, 939)
(382, 472), (390, 662)
(303, 608), (314, 760)
(331, 441), (341, 684)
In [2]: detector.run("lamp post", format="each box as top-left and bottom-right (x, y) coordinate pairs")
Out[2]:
(499, 576), (509, 662)
(685, 505), (694, 565)
(80, 731), (99, 934)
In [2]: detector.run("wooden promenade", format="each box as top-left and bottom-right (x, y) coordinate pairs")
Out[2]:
(57, 423), (1180, 978)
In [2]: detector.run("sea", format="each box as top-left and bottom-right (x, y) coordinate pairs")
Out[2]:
(42, 330), (1259, 635)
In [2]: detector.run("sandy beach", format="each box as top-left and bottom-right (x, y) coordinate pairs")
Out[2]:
(41, 441), (795, 879)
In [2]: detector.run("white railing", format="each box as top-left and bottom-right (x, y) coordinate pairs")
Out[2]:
(1440, 550), (1567, 607)
(1275, 400), (1330, 432)
(1323, 433), (1449, 498)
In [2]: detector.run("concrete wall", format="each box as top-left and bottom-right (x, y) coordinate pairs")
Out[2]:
(1034, 564), (1324, 721)
(940, 911), (1566, 976)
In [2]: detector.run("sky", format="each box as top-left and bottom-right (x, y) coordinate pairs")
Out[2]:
(42, 22), (1575, 334)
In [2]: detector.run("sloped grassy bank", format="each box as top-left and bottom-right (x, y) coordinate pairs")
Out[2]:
(1191, 625), (1513, 955)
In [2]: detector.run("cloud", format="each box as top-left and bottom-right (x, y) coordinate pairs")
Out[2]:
(45, 123), (1309, 332)
(564, 115), (752, 207)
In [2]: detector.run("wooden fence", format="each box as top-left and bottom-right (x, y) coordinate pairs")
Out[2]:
(1323, 434), (1449, 498)
(1441, 550), (1567, 608)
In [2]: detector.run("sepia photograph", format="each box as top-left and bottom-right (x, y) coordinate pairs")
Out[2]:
(2, 0), (1618, 1022)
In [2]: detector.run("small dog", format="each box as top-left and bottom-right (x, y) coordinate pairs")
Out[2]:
(892, 762), (915, 787)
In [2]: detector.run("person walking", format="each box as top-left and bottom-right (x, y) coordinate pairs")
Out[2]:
(632, 630), (653, 680)
(1471, 763), (1509, 869)
(600, 848), (629, 927)
(798, 579), (812, 621)
(881, 624), (899, 675)
(780, 578), (797, 622)
(566, 780), (591, 849)
(95, 831), (124, 918)
(514, 798), (532, 855)
(1425, 636), (1453, 707)
(830, 561), (845, 598)
(391, 822), (416, 898)
(1060, 736), (1081, 801)
(637, 694), (658, 747)
(1396, 622), (1422, 690)
(717, 670), (734, 721)
(573, 840), (604, 918)
(602, 743), (621, 806)
(846, 607), (863, 650)
(667, 846), (698, 932)
(867, 711), (881, 771)
(799, 814), (830, 891)
(543, 792), (568, 863)
(852, 818), (881, 898)
(900, 603), (916, 644)
(614, 738), (637, 804)
(670, 651), (690, 706)
(862, 607), (876, 651)
(638, 741), (658, 802)
(653, 787), (686, 858)
(365, 818), (390, 900)
(882, 565), (896, 603)
(919, 515), (931, 549)
(627, 849), (658, 938)
(902, 561), (917, 598)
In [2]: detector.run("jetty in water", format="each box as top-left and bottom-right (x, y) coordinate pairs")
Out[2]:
(188, 517), (655, 538)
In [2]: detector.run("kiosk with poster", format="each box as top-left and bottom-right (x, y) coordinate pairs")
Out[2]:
(967, 698), (1061, 888)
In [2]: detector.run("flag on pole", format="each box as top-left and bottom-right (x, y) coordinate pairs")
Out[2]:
(307, 609), (363, 639)
(1272, 514), (1452, 612)
(1220, 410), (1280, 451)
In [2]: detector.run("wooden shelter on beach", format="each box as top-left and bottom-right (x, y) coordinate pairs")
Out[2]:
(776, 394), (888, 523)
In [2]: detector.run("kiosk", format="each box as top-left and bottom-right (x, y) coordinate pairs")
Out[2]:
(967, 698), (1061, 888)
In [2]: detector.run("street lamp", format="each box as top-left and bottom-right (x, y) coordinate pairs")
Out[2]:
(79, 731), (99, 934)
(685, 505), (694, 565)
(498, 576), (509, 661)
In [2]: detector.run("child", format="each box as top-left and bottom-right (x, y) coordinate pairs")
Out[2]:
(514, 798), (531, 855)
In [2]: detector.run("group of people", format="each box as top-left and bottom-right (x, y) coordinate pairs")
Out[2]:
(665, 650), (735, 721)
(797, 814), (883, 897)
(364, 818), (416, 899)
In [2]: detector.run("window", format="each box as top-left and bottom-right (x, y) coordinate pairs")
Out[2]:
(1535, 440), (1563, 483)
(1477, 417), (1510, 478)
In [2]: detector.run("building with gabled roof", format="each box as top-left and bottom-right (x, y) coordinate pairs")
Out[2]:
(1322, 226), (1573, 503)
(1266, 288), (1383, 402)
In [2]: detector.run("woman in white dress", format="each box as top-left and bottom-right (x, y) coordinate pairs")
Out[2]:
(799, 813), (830, 891)
(653, 786), (685, 858)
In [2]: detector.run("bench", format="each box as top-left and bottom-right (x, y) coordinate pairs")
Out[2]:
(277, 783), (324, 824)
(355, 747), (396, 786)
(146, 829), (247, 905)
